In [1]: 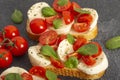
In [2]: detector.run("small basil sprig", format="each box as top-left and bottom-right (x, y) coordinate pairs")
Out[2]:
(40, 45), (59, 60)
(105, 36), (120, 50)
(65, 56), (78, 68)
(74, 8), (91, 14)
(42, 7), (57, 17)
(67, 34), (75, 44)
(5, 73), (23, 80)
(46, 70), (57, 80)
(57, 0), (68, 6)
(53, 19), (62, 29)
(77, 43), (98, 56)
(11, 9), (23, 24)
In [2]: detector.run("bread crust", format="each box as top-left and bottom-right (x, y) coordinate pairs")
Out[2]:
(26, 20), (98, 41)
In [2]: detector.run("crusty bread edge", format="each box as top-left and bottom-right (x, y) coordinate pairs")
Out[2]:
(26, 20), (98, 41)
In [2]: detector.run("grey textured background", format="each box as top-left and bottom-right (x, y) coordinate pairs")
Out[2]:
(0, 0), (120, 80)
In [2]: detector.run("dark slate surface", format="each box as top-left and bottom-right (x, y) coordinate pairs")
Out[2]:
(0, 0), (120, 80)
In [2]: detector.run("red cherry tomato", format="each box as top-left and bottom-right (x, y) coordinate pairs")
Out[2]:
(50, 57), (64, 68)
(4, 25), (20, 39)
(73, 37), (87, 51)
(77, 14), (93, 24)
(70, 2), (81, 15)
(21, 72), (33, 80)
(57, 34), (66, 45)
(91, 42), (102, 58)
(29, 66), (46, 78)
(82, 56), (96, 66)
(62, 11), (74, 24)
(39, 30), (58, 45)
(0, 49), (13, 68)
(9, 36), (28, 56)
(72, 22), (90, 32)
(53, 0), (71, 12)
(30, 18), (47, 34)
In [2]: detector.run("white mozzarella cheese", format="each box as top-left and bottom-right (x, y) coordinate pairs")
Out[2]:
(28, 45), (51, 67)
(57, 39), (74, 62)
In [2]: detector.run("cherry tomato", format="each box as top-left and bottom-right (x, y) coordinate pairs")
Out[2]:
(53, 0), (71, 12)
(82, 56), (96, 66)
(62, 11), (74, 24)
(50, 57), (64, 68)
(91, 42), (102, 58)
(77, 14), (93, 24)
(56, 34), (66, 45)
(9, 36), (28, 56)
(0, 49), (13, 68)
(21, 72), (33, 80)
(73, 37), (87, 51)
(66, 52), (82, 60)
(4, 25), (20, 39)
(30, 18), (47, 34)
(39, 30), (58, 45)
(70, 2), (81, 15)
(0, 38), (5, 49)
(72, 22), (90, 32)
(29, 66), (46, 78)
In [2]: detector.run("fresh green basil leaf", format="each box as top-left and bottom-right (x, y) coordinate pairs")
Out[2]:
(41, 45), (58, 60)
(67, 34), (75, 44)
(5, 73), (23, 80)
(74, 8), (91, 14)
(65, 57), (78, 68)
(42, 7), (57, 17)
(105, 36), (120, 50)
(11, 9), (23, 24)
(53, 19), (62, 29)
(57, 0), (68, 6)
(77, 43), (98, 55)
(46, 70), (57, 80)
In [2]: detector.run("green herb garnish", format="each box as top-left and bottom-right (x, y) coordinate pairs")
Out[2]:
(5, 73), (23, 80)
(53, 19), (62, 29)
(67, 34), (75, 44)
(57, 0), (68, 6)
(46, 70), (57, 80)
(74, 8), (91, 14)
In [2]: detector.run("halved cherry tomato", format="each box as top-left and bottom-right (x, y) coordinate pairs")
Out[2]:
(4, 25), (20, 39)
(29, 66), (46, 78)
(77, 14), (93, 24)
(0, 49), (13, 68)
(9, 36), (28, 56)
(91, 42), (102, 58)
(72, 22), (90, 32)
(56, 34), (66, 45)
(53, 0), (71, 12)
(39, 30), (58, 45)
(70, 2), (81, 15)
(73, 37), (87, 51)
(62, 11), (74, 24)
(21, 72), (33, 80)
(82, 56), (96, 66)
(66, 52), (82, 60)
(30, 18), (47, 34)
(50, 57), (64, 68)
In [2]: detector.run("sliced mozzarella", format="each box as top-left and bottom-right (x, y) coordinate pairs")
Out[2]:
(28, 45), (51, 67)
(77, 52), (108, 75)
(27, 2), (50, 21)
(57, 39), (74, 62)
(50, 20), (74, 34)
(32, 75), (45, 80)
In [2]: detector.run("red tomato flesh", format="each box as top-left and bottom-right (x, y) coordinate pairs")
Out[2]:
(21, 72), (33, 80)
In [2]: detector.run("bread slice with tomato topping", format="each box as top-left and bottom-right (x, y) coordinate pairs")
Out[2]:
(28, 34), (108, 79)
(26, 1), (98, 41)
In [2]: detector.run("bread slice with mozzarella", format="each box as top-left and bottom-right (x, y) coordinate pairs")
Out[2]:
(28, 39), (108, 79)
(26, 2), (98, 40)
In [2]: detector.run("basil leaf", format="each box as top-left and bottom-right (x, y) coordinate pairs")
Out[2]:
(46, 70), (57, 80)
(11, 9), (23, 24)
(41, 45), (58, 60)
(67, 34), (75, 44)
(74, 8), (91, 14)
(77, 43), (98, 55)
(42, 7), (57, 17)
(57, 0), (68, 6)
(53, 19), (62, 29)
(65, 57), (78, 68)
(105, 36), (120, 50)
(5, 73), (23, 80)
